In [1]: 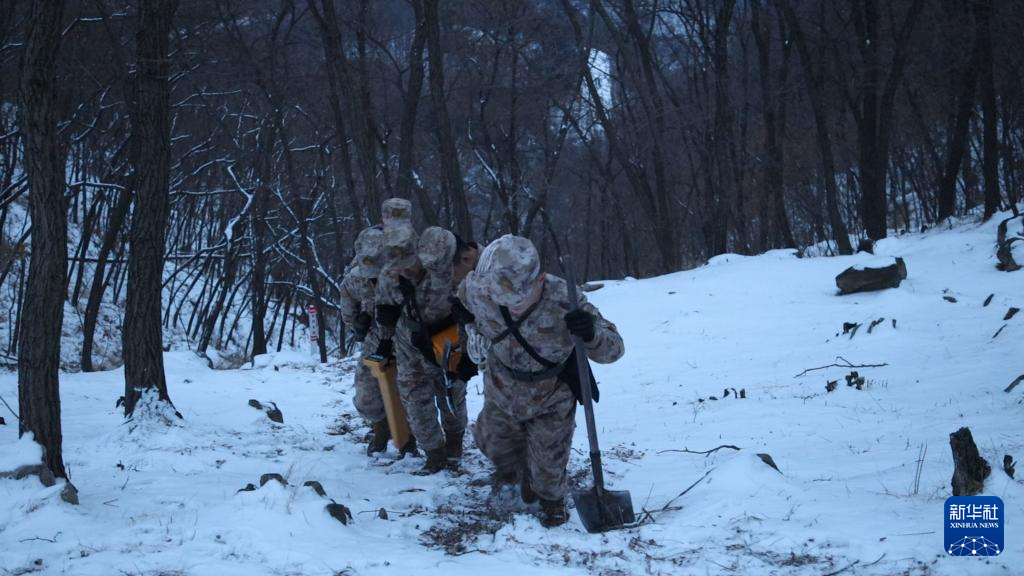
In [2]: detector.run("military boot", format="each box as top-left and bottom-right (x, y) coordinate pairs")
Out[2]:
(444, 430), (464, 459)
(490, 467), (518, 491)
(366, 419), (391, 456)
(414, 447), (448, 475)
(398, 435), (418, 458)
(540, 498), (569, 528)
(520, 472), (538, 504)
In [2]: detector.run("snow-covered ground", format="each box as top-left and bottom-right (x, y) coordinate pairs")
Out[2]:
(1, 213), (1021, 575)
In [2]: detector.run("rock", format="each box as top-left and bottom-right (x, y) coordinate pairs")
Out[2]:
(835, 257), (907, 295)
(984, 294), (994, 307)
(845, 371), (865, 390)
(1005, 307), (1019, 321)
(259, 473), (288, 487)
(61, 482), (80, 505)
(378, 508), (389, 520)
(1004, 455), (1016, 479)
(266, 405), (284, 424)
(326, 502), (352, 525)
(756, 453), (780, 472)
(949, 427), (990, 496)
(303, 480), (326, 497)
(249, 399), (283, 423)
(0, 416), (5, 425)
(38, 466), (56, 487)
(943, 295), (958, 303)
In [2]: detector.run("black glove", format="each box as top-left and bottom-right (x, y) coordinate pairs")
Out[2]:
(352, 311), (372, 342)
(449, 296), (476, 325)
(373, 339), (394, 360)
(376, 303), (401, 328)
(398, 277), (415, 301)
(564, 308), (596, 342)
(455, 353), (478, 381)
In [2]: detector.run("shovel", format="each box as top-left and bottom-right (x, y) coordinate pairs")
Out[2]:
(562, 255), (635, 533)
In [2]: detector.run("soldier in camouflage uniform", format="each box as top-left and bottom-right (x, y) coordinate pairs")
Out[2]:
(336, 198), (416, 456)
(375, 225), (471, 474)
(338, 226), (394, 455)
(456, 234), (624, 527)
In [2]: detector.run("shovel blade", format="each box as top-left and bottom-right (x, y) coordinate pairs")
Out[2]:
(571, 487), (635, 533)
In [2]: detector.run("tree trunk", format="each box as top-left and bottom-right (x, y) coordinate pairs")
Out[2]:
(354, 0), (384, 216)
(423, 0), (472, 238)
(81, 187), (132, 372)
(777, 0), (853, 254)
(308, 0), (364, 223)
(559, 0), (678, 272)
(395, 0), (438, 225)
(17, 0), (68, 478)
(249, 128), (273, 359)
(123, 0), (178, 417)
(853, 0), (885, 241)
(937, 43), (979, 223)
(976, 0), (1001, 220)
(753, 0), (795, 249)
(852, 0), (923, 240)
(617, 0), (679, 263)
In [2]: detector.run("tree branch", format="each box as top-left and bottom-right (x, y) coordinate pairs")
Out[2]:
(656, 444), (740, 456)
(794, 356), (888, 378)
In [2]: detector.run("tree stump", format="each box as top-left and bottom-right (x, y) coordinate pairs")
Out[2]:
(949, 427), (991, 496)
(836, 257), (907, 295)
(996, 216), (1022, 272)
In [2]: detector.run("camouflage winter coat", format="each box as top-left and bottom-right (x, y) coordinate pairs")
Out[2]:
(338, 269), (381, 350)
(376, 266), (455, 361)
(459, 273), (624, 420)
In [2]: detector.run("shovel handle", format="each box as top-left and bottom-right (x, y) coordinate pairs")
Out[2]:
(562, 255), (605, 494)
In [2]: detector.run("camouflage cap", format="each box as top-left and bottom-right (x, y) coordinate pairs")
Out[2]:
(417, 227), (456, 271)
(351, 225), (385, 277)
(382, 223), (419, 270)
(381, 198), (413, 227)
(476, 234), (541, 307)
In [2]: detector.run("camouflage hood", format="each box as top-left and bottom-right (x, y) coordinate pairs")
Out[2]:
(383, 223), (419, 271)
(418, 226), (457, 272)
(349, 225), (385, 278)
(476, 234), (541, 307)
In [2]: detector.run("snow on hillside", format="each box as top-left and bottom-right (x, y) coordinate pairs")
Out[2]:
(1, 213), (1021, 575)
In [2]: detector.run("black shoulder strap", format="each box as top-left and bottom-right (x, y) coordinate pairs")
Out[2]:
(398, 277), (421, 323)
(498, 306), (559, 369)
(492, 297), (543, 344)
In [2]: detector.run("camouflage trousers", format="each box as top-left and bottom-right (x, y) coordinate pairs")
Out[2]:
(395, 334), (467, 452)
(353, 362), (386, 425)
(474, 395), (577, 502)
(352, 332), (386, 424)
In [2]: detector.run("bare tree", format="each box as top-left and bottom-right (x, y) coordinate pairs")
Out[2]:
(17, 0), (68, 478)
(976, 0), (1002, 220)
(122, 0), (179, 417)
(424, 0), (472, 238)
